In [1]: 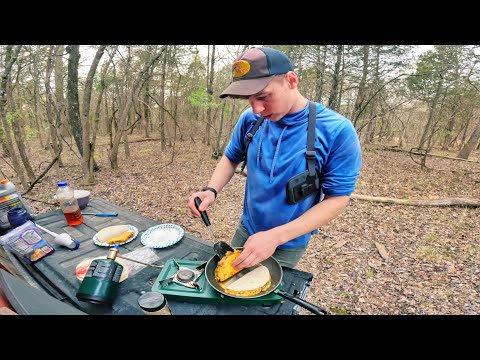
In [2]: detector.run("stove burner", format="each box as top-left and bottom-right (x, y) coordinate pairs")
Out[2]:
(160, 259), (206, 290)
(177, 269), (195, 282)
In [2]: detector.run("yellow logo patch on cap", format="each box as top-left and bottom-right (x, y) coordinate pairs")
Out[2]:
(233, 60), (250, 78)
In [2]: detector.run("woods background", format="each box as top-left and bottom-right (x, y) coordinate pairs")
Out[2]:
(1, 45), (479, 189)
(1, 45), (479, 315)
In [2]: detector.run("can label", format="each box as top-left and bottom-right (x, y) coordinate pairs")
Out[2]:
(0, 193), (19, 204)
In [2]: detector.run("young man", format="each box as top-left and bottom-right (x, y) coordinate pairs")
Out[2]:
(188, 47), (362, 269)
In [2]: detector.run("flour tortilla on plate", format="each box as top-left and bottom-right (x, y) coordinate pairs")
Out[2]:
(75, 256), (130, 282)
(96, 225), (131, 243)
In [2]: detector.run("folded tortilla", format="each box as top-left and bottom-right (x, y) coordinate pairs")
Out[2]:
(223, 265), (271, 296)
(96, 225), (131, 243)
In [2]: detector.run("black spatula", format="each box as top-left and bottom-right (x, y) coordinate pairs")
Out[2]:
(194, 197), (234, 258)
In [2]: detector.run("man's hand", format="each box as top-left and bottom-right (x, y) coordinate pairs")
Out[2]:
(188, 190), (216, 217)
(231, 230), (280, 269)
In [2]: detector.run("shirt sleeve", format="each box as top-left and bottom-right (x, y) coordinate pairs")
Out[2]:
(224, 110), (255, 164)
(320, 121), (362, 196)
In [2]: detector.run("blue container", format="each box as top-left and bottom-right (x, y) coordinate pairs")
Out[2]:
(7, 207), (34, 228)
(1, 179), (34, 231)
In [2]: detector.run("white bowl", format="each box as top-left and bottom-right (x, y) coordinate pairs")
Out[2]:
(74, 190), (90, 209)
(54, 190), (90, 209)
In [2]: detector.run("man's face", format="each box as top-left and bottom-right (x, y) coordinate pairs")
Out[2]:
(247, 73), (296, 122)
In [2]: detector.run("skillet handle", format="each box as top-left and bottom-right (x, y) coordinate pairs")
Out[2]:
(194, 197), (211, 227)
(275, 289), (330, 315)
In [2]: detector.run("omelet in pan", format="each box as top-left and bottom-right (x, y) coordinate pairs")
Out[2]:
(214, 249), (243, 282)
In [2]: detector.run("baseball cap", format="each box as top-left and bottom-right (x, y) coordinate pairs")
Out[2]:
(219, 47), (294, 99)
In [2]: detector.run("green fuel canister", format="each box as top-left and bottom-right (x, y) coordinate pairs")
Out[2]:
(76, 245), (124, 305)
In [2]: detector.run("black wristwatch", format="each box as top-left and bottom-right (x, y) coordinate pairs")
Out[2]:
(202, 186), (218, 199)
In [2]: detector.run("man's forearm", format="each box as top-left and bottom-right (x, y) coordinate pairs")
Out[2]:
(206, 155), (239, 194)
(271, 195), (351, 246)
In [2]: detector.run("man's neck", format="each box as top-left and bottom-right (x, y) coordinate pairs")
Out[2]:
(289, 94), (308, 114)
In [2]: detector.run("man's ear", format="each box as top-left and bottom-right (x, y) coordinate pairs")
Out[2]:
(285, 71), (298, 88)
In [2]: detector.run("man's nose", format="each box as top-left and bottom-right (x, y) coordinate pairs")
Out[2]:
(249, 99), (264, 114)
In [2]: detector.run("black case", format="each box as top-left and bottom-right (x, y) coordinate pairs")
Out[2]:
(285, 170), (320, 204)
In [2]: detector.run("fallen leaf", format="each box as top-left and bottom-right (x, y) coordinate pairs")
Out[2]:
(374, 242), (389, 261)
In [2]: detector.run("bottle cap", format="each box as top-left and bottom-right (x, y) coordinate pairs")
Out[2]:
(138, 292), (167, 312)
(57, 181), (68, 187)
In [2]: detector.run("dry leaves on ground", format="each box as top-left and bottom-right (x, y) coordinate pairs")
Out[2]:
(8, 137), (480, 315)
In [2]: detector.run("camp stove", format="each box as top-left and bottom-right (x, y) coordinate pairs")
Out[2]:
(152, 258), (283, 306)
(160, 259), (205, 290)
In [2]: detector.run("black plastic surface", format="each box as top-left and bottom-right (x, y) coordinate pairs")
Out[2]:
(5, 198), (314, 315)
(0, 269), (86, 315)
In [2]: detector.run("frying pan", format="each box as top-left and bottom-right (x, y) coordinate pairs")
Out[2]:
(205, 248), (330, 315)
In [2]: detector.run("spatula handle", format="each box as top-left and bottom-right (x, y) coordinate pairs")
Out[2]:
(194, 197), (211, 227)
(35, 223), (59, 237)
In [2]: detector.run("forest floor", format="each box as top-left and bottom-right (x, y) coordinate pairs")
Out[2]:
(4, 135), (480, 315)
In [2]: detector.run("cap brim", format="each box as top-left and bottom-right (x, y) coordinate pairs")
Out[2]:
(219, 76), (275, 99)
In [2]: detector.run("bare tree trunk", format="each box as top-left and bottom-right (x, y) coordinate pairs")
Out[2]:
(142, 67), (153, 139)
(204, 45), (215, 145)
(327, 45), (343, 111)
(29, 47), (46, 150)
(53, 45), (65, 165)
(214, 101), (226, 156)
(123, 131), (130, 158)
(314, 45), (327, 103)
(220, 98), (236, 154)
(172, 73), (181, 141)
(352, 45), (370, 126)
(91, 46), (116, 168)
(418, 77), (443, 149)
(459, 115), (472, 149)
(66, 45), (83, 157)
(45, 45), (62, 172)
(159, 47), (167, 151)
(109, 47), (165, 169)
(0, 45), (27, 189)
(54, 45), (68, 140)
(457, 120), (480, 159)
(337, 47), (346, 113)
(363, 47), (381, 144)
(7, 86), (35, 181)
(81, 45), (106, 185)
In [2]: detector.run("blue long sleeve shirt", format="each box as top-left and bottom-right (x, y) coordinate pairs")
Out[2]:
(225, 101), (362, 249)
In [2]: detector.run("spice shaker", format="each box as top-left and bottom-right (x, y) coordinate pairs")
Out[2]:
(138, 292), (172, 315)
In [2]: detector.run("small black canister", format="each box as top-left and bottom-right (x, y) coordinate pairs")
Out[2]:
(138, 292), (172, 315)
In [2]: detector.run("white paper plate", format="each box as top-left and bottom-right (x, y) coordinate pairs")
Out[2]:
(93, 225), (139, 247)
(141, 224), (184, 249)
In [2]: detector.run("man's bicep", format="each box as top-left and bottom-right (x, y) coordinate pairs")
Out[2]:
(321, 124), (362, 196)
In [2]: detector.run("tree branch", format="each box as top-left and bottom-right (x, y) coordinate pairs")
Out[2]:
(21, 149), (62, 196)
(351, 194), (480, 207)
